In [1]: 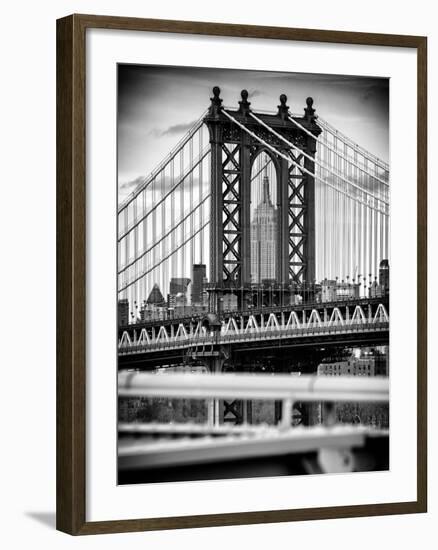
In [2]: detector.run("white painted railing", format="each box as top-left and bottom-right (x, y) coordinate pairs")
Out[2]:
(119, 372), (389, 403)
(118, 373), (389, 472)
(119, 319), (389, 354)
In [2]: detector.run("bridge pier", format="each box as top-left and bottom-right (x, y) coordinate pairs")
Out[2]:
(206, 355), (225, 428)
(300, 402), (322, 426)
(190, 351), (226, 427)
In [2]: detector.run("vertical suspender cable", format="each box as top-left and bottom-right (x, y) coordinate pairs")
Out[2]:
(124, 206), (130, 317)
(181, 148), (185, 279)
(341, 141), (346, 279)
(171, 156), (175, 280)
(134, 196), (138, 316)
(199, 128), (204, 264)
(346, 142), (350, 279)
(375, 163), (379, 272)
(152, 176), (157, 295)
(336, 135), (340, 280)
(190, 133), (194, 274)
(161, 166), (166, 299)
(142, 190), (147, 312)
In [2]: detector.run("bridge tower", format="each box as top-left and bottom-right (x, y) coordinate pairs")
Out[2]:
(204, 87), (322, 310)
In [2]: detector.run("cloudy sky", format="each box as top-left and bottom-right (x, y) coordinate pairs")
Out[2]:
(118, 65), (389, 198)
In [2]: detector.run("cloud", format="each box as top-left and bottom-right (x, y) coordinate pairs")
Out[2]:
(360, 83), (389, 104)
(119, 176), (144, 194)
(149, 120), (198, 138)
(118, 174), (206, 206)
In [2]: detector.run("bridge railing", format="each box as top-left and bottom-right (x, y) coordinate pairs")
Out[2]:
(118, 372), (389, 473)
(122, 295), (388, 327)
(119, 371), (389, 406)
(119, 320), (389, 353)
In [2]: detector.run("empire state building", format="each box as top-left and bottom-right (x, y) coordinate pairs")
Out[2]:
(250, 170), (278, 283)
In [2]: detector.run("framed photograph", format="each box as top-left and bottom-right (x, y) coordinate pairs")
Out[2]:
(56, 14), (427, 535)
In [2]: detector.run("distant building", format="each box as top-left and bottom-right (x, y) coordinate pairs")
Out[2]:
(369, 280), (385, 298)
(117, 299), (129, 326)
(317, 349), (389, 428)
(223, 293), (238, 311)
(139, 283), (167, 320)
(192, 264), (206, 305)
(250, 171), (277, 283)
(369, 259), (390, 299)
(317, 349), (388, 377)
(320, 279), (360, 302)
(167, 292), (187, 309)
(168, 277), (191, 310)
(379, 259), (389, 289)
(169, 277), (191, 296)
(200, 282), (209, 306)
(146, 283), (166, 308)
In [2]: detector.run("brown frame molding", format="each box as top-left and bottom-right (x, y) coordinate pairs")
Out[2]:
(56, 13), (427, 535)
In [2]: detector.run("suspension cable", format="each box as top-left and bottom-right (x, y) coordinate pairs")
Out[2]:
(118, 147), (210, 242)
(222, 109), (388, 215)
(119, 221), (209, 293)
(318, 116), (389, 171)
(249, 111), (389, 197)
(118, 111), (207, 213)
(287, 115), (389, 187)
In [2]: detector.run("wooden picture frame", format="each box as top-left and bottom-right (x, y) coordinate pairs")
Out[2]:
(56, 13), (427, 535)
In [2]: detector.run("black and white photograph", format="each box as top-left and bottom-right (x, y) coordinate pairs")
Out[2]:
(1, 0), (432, 543)
(116, 65), (390, 485)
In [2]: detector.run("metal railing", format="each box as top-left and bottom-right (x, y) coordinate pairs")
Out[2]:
(119, 371), (388, 405)
(119, 321), (389, 354)
(120, 295), (388, 327)
(118, 372), (389, 471)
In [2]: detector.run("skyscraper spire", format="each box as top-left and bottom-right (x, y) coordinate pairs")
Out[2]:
(251, 166), (277, 283)
(262, 167), (272, 205)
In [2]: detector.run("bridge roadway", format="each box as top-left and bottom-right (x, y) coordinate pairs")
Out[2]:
(118, 298), (389, 369)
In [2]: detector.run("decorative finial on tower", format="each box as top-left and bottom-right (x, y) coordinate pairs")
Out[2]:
(304, 97), (316, 122)
(209, 86), (223, 117)
(238, 89), (251, 116)
(277, 94), (290, 121)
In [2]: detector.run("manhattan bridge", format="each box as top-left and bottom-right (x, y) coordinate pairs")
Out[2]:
(117, 88), (389, 480)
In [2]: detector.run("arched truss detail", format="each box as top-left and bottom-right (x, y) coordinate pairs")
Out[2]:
(374, 303), (389, 323)
(193, 321), (203, 338)
(329, 307), (344, 326)
(266, 313), (280, 330)
(119, 331), (132, 347)
(285, 311), (301, 329)
(157, 326), (169, 342)
(118, 300), (390, 352)
(245, 315), (259, 333)
(175, 324), (188, 339)
(351, 305), (367, 325)
(307, 309), (323, 328)
(138, 328), (151, 345)
(223, 317), (239, 334)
